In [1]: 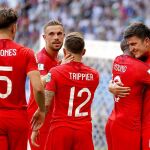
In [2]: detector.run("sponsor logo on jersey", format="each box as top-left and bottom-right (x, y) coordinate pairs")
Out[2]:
(38, 63), (44, 70)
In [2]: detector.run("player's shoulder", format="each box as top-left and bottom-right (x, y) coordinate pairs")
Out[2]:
(48, 63), (68, 75)
(115, 54), (132, 61)
(114, 54), (149, 73)
(82, 64), (100, 83)
(50, 64), (61, 71)
(10, 40), (24, 50)
(83, 63), (99, 75)
(115, 54), (144, 64)
(37, 48), (44, 56)
(12, 41), (34, 54)
(36, 48), (51, 62)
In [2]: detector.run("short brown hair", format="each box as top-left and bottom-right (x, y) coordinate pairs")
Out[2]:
(120, 39), (129, 52)
(64, 32), (85, 54)
(123, 22), (150, 40)
(43, 20), (64, 33)
(0, 8), (18, 29)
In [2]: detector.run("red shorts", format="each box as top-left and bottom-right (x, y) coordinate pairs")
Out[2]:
(45, 126), (94, 150)
(0, 109), (29, 150)
(142, 128), (150, 150)
(28, 109), (51, 150)
(105, 119), (141, 150)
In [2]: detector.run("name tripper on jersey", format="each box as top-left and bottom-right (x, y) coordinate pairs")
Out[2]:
(0, 49), (17, 56)
(69, 72), (94, 80)
(114, 63), (127, 73)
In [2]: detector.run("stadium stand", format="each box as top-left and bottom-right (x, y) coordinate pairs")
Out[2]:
(1, 0), (150, 49)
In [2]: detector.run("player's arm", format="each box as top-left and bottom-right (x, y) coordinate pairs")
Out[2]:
(38, 66), (49, 87)
(28, 70), (45, 130)
(40, 73), (50, 88)
(108, 80), (131, 97)
(30, 90), (54, 147)
(31, 130), (40, 147)
(45, 90), (55, 114)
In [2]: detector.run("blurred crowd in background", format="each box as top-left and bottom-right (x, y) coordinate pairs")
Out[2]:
(1, 0), (150, 49)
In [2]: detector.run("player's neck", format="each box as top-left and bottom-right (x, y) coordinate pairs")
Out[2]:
(72, 54), (82, 62)
(0, 32), (13, 40)
(123, 50), (132, 56)
(143, 48), (150, 60)
(45, 47), (58, 59)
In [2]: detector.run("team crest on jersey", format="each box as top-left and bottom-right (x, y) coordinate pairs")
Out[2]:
(38, 64), (44, 70)
(46, 73), (51, 82)
(147, 69), (150, 74)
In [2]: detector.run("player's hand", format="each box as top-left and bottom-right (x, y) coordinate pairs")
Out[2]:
(108, 80), (131, 97)
(31, 108), (45, 131)
(31, 130), (40, 147)
(61, 53), (74, 64)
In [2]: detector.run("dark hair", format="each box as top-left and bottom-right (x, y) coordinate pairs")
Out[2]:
(120, 39), (129, 52)
(0, 8), (18, 29)
(123, 22), (150, 40)
(43, 20), (64, 33)
(64, 32), (85, 54)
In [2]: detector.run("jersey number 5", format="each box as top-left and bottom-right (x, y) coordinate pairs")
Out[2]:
(68, 87), (91, 117)
(0, 66), (12, 99)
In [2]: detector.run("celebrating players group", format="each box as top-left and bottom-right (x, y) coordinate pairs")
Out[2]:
(0, 7), (150, 150)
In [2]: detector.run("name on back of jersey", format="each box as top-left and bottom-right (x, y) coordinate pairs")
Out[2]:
(0, 49), (16, 56)
(114, 63), (127, 73)
(69, 72), (93, 81)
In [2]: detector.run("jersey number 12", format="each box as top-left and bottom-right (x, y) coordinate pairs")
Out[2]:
(68, 87), (91, 117)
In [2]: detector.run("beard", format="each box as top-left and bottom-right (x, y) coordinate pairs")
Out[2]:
(51, 43), (63, 51)
(51, 47), (61, 52)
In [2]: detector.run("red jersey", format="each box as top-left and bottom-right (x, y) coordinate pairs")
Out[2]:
(28, 48), (59, 116)
(109, 55), (150, 130)
(45, 61), (99, 132)
(0, 39), (37, 109)
(142, 57), (150, 129)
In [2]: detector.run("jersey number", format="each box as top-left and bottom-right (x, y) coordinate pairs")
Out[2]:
(68, 87), (91, 117)
(0, 66), (12, 98)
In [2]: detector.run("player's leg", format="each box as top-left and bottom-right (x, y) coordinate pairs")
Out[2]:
(0, 136), (8, 150)
(105, 119), (113, 150)
(0, 112), (8, 150)
(45, 127), (73, 150)
(74, 129), (94, 150)
(8, 110), (29, 150)
(111, 121), (140, 150)
(142, 128), (150, 150)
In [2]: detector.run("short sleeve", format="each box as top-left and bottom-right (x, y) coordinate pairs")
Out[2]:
(37, 55), (49, 75)
(26, 49), (38, 73)
(45, 70), (56, 92)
